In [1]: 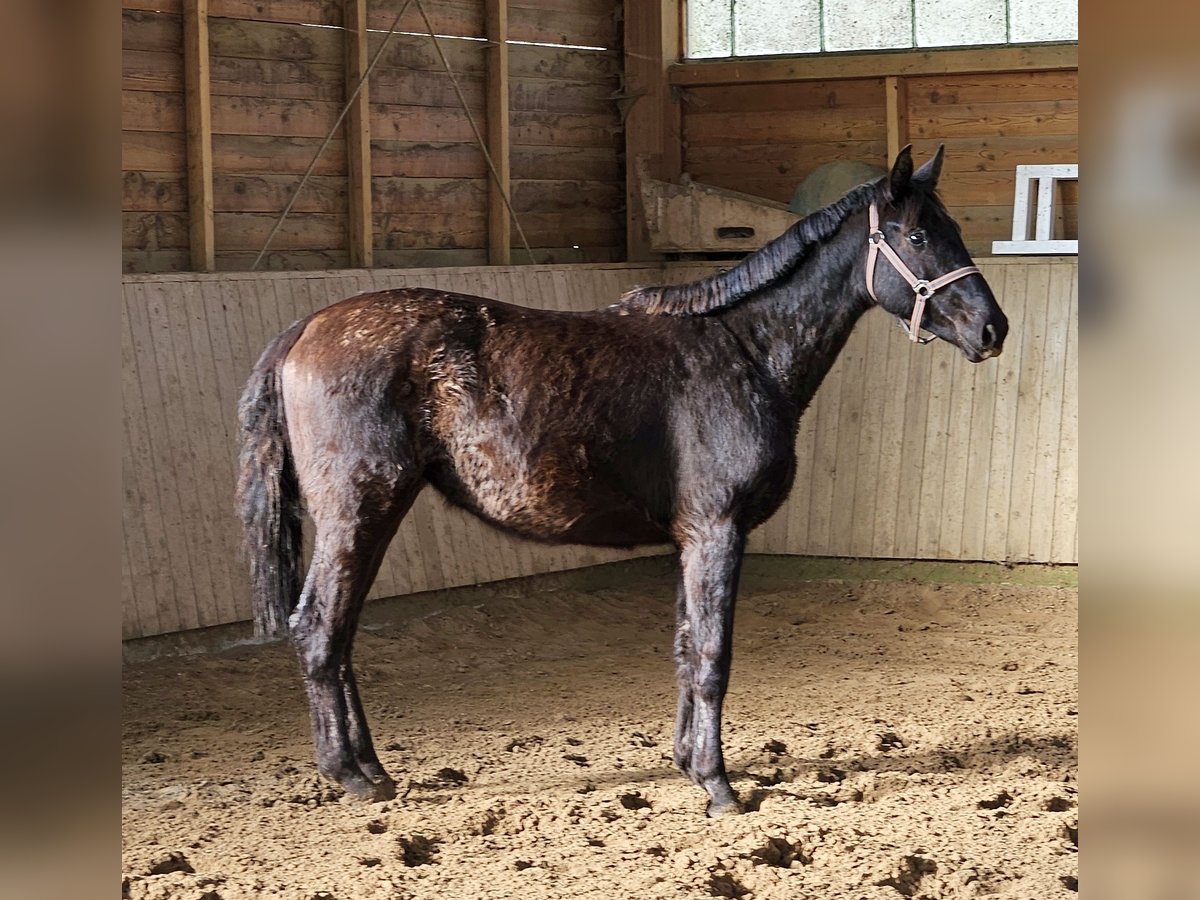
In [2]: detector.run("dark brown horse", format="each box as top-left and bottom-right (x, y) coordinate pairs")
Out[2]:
(237, 147), (1007, 816)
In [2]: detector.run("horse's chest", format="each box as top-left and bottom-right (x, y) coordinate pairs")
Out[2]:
(742, 449), (797, 526)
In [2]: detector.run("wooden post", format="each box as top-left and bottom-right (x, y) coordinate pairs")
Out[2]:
(885, 75), (908, 163)
(485, 0), (511, 265)
(623, 0), (682, 261)
(183, 0), (215, 271)
(345, 0), (373, 268)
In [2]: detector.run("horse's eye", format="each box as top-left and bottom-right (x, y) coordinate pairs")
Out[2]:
(908, 231), (927, 246)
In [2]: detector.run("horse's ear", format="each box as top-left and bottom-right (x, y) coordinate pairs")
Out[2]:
(888, 145), (914, 200)
(913, 144), (945, 188)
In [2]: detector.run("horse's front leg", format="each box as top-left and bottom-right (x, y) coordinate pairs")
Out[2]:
(676, 521), (745, 817)
(673, 574), (697, 773)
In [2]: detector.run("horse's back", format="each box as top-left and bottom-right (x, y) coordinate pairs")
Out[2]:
(277, 287), (681, 546)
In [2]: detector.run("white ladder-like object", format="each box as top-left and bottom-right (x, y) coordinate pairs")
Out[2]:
(991, 164), (1078, 255)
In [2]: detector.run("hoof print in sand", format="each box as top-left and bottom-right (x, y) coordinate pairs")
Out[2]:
(977, 790), (1014, 810)
(707, 869), (749, 898)
(749, 835), (810, 868)
(618, 791), (652, 811)
(147, 851), (194, 876)
(876, 854), (938, 898)
(762, 738), (788, 756)
(397, 834), (440, 867)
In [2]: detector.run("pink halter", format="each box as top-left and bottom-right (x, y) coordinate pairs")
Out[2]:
(865, 203), (981, 343)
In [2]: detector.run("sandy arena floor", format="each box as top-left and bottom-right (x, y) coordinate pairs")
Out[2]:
(122, 558), (1078, 900)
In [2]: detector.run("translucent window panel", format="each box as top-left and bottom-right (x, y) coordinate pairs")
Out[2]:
(1008, 0), (1078, 42)
(823, 0), (913, 51)
(687, 0), (733, 58)
(916, 0), (1006, 47)
(734, 0), (822, 56)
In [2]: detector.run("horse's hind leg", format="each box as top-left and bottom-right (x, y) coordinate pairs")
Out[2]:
(291, 477), (421, 801)
(338, 523), (414, 785)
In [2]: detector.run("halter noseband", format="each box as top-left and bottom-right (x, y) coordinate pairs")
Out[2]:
(866, 203), (981, 343)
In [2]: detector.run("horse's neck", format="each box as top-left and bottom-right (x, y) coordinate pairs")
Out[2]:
(719, 226), (871, 411)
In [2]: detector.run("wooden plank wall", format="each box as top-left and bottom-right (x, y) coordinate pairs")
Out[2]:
(123, 3), (190, 273)
(683, 78), (889, 206)
(122, 257), (1076, 640)
(679, 69), (1078, 255)
(121, 0), (625, 273)
(509, 0), (625, 263)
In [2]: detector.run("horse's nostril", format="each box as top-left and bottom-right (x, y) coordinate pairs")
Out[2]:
(983, 323), (997, 348)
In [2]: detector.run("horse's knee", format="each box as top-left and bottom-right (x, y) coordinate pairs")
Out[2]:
(693, 652), (730, 704)
(291, 626), (340, 681)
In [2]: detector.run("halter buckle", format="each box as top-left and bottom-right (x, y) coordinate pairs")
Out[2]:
(869, 230), (885, 245)
(913, 280), (933, 299)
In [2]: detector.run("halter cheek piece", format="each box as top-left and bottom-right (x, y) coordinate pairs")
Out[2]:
(865, 203), (981, 344)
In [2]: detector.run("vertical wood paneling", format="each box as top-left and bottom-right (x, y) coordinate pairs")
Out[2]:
(847, 309), (892, 557)
(1028, 261), (1072, 560)
(128, 280), (203, 632)
(1006, 264), (1050, 561)
(827, 317), (869, 553)
(122, 303), (167, 638)
(175, 280), (239, 624)
(981, 266), (1027, 560)
(1050, 269), (1079, 564)
(869, 320), (912, 557)
(805, 357), (844, 555)
(957, 332), (998, 560)
(934, 353), (973, 559)
(892, 335), (932, 558)
(915, 350), (955, 558)
(122, 258), (1076, 639)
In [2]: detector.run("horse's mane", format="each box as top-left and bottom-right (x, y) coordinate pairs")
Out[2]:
(612, 177), (893, 317)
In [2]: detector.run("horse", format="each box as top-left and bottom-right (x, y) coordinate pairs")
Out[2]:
(237, 146), (1008, 816)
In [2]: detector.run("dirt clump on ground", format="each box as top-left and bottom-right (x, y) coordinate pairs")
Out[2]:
(122, 560), (1077, 899)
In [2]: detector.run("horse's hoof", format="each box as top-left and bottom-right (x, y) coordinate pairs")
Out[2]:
(705, 797), (744, 818)
(369, 775), (397, 802)
(327, 768), (395, 802)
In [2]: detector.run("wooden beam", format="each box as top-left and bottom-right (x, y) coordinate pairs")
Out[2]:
(623, 0), (683, 261)
(345, 0), (373, 268)
(670, 43), (1078, 86)
(485, 0), (511, 265)
(885, 75), (908, 162)
(183, 0), (214, 271)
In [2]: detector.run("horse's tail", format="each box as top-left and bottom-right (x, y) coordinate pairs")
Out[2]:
(236, 317), (309, 640)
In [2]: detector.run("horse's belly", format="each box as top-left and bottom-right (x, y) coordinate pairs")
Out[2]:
(429, 434), (668, 547)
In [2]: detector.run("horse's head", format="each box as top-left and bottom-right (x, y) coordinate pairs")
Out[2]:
(866, 146), (1008, 362)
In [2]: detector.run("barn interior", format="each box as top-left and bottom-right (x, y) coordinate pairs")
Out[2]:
(121, 3), (1078, 897)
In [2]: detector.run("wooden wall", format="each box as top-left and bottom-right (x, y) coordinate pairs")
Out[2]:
(674, 59), (1078, 256)
(122, 258), (1076, 640)
(121, 0), (625, 273)
(123, 3), (190, 273)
